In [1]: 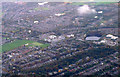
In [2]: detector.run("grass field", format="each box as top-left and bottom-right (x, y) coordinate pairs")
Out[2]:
(70, 2), (116, 6)
(0, 45), (1, 53)
(34, 7), (49, 11)
(0, 40), (49, 53)
(27, 42), (50, 48)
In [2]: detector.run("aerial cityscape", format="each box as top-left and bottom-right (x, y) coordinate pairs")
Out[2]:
(1, 2), (120, 77)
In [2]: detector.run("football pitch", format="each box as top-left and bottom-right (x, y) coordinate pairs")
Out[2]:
(0, 40), (49, 53)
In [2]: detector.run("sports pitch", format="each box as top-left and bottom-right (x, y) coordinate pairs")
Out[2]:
(1, 40), (49, 53)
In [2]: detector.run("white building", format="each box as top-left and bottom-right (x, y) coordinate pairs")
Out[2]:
(34, 21), (39, 24)
(85, 36), (101, 41)
(55, 13), (65, 16)
(98, 11), (103, 14)
(106, 34), (118, 40)
(38, 2), (48, 5)
(100, 40), (106, 43)
(94, 16), (98, 18)
(49, 35), (57, 39)
(66, 34), (74, 38)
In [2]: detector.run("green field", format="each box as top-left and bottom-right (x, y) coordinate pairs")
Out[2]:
(0, 40), (49, 53)
(70, 2), (116, 6)
(34, 7), (49, 11)
(70, 2), (86, 5)
(27, 42), (50, 48)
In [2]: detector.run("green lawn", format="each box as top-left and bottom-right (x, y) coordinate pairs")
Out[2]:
(70, 2), (86, 5)
(28, 42), (50, 48)
(34, 7), (49, 11)
(0, 40), (49, 53)
(0, 45), (1, 53)
(70, 2), (116, 6)
(91, 2), (116, 5)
